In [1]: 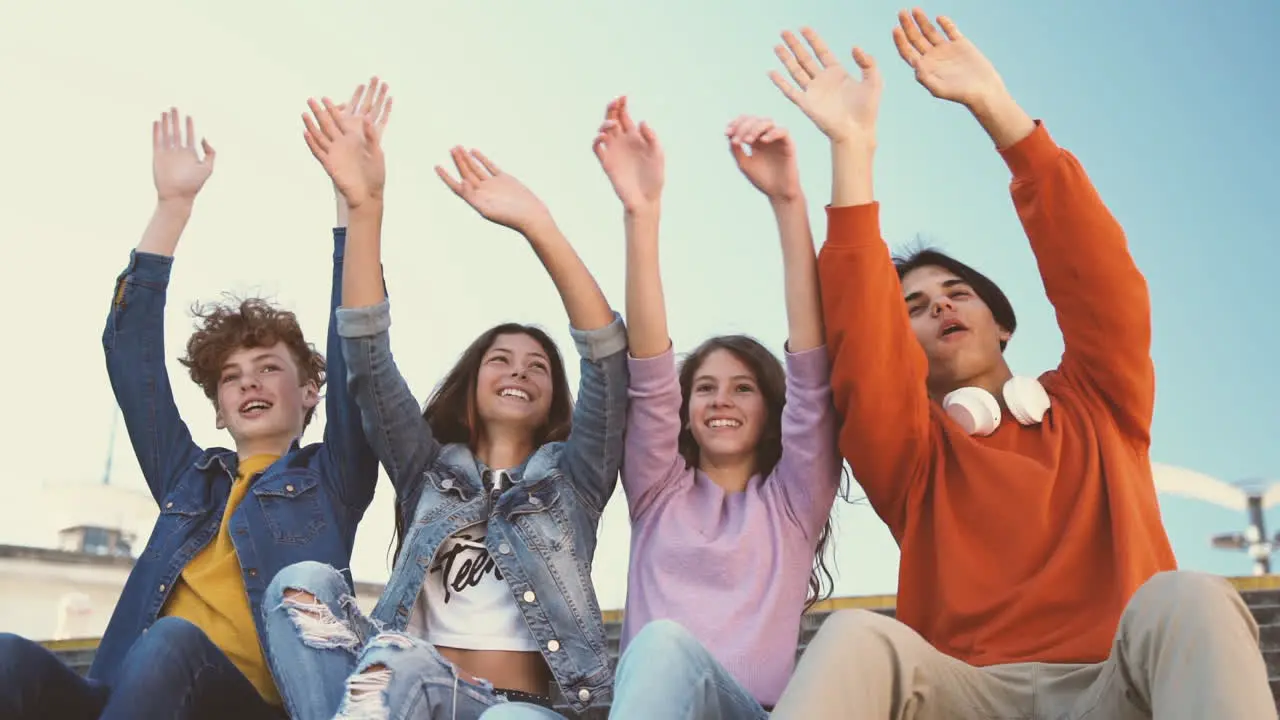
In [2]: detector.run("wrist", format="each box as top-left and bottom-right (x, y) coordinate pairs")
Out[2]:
(520, 213), (559, 242)
(348, 198), (384, 221)
(967, 91), (1034, 149)
(153, 196), (195, 220)
(623, 200), (660, 221)
(769, 192), (806, 211)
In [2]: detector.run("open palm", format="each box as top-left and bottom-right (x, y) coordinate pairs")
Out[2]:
(303, 96), (385, 209)
(153, 108), (215, 202)
(436, 148), (550, 235)
(893, 9), (1005, 107)
(770, 28), (881, 146)
(592, 97), (664, 212)
(727, 116), (801, 201)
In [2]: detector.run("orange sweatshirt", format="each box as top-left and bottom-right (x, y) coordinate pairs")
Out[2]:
(819, 122), (1176, 666)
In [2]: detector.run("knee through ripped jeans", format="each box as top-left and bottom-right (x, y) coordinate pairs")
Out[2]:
(264, 561), (517, 720)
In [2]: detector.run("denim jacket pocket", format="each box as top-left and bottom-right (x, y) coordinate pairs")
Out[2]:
(504, 477), (573, 554)
(252, 470), (327, 545)
(145, 487), (207, 560)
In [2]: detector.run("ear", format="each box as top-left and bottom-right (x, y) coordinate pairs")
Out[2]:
(215, 408), (227, 430)
(302, 381), (321, 411)
(998, 326), (1013, 344)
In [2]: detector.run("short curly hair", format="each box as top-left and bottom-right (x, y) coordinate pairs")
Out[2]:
(178, 297), (326, 427)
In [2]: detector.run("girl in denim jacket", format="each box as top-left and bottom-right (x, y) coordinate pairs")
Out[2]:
(264, 83), (627, 720)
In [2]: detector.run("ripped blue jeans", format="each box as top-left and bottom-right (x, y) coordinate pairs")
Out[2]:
(264, 561), (513, 720)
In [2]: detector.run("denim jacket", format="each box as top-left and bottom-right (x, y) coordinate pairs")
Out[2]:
(336, 300), (628, 714)
(93, 229), (379, 686)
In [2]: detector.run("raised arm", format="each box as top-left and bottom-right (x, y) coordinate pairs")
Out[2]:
(771, 29), (931, 527)
(435, 146), (628, 513)
(104, 109), (214, 505)
(303, 90), (441, 502)
(593, 97), (686, 517)
(317, 79), (394, 510)
(894, 9), (1153, 438)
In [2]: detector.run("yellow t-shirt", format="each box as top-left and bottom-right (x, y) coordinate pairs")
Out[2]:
(163, 453), (281, 705)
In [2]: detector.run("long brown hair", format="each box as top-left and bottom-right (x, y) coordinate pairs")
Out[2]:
(677, 335), (844, 609)
(389, 323), (573, 563)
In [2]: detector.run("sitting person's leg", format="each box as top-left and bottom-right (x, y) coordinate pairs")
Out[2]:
(1046, 571), (1274, 720)
(609, 620), (768, 720)
(98, 616), (281, 720)
(264, 561), (377, 720)
(770, 610), (1030, 719)
(0, 633), (109, 719)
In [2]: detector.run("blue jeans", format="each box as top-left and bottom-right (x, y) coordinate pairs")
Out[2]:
(479, 619), (768, 720)
(0, 617), (282, 720)
(265, 560), (519, 720)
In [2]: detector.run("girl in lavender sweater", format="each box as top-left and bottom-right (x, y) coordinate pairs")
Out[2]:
(600, 96), (843, 717)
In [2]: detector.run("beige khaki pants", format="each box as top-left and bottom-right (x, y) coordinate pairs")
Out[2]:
(771, 571), (1276, 719)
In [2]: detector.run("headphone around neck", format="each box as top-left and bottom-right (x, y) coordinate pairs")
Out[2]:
(941, 376), (1051, 436)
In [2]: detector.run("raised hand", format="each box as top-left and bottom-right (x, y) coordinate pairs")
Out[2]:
(302, 87), (386, 210)
(893, 9), (1004, 108)
(436, 148), (551, 236)
(770, 28), (881, 147)
(152, 108), (215, 203)
(727, 116), (801, 202)
(592, 96), (664, 213)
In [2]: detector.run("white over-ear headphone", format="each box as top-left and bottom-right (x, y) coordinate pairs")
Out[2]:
(942, 376), (1051, 436)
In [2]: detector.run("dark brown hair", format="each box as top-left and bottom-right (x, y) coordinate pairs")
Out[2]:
(893, 247), (1017, 350)
(391, 323), (573, 562)
(179, 297), (326, 426)
(678, 335), (842, 608)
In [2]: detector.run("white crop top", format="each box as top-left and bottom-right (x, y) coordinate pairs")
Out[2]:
(406, 469), (539, 652)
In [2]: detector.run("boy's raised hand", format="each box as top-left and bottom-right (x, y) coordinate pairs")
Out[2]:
(727, 116), (801, 202)
(592, 96), (664, 214)
(770, 28), (881, 148)
(153, 108), (216, 203)
(436, 148), (552, 236)
(302, 84), (386, 210)
(892, 9), (1004, 110)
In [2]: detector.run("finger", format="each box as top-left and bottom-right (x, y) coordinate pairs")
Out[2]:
(913, 9), (947, 46)
(728, 137), (748, 165)
(768, 70), (805, 107)
(744, 118), (775, 145)
(899, 9), (932, 55)
(592, 135), (608, 162)
(781, 30), (822, 79)
(377, 97), (394, 134)
(774, 44), (812, 89)
(597, 119), (619, 135)
(759, 125), (788, 144)
(184, 116), (195, 150)
(152, 121), (160, 150)
(362, 116), (379, 147)
(799, 27), (841, 69)
(725, 114), (747, 138)
(451, 147), (481, 185)
(731, 116), (761, 144)
(370, 80), (389, 119)
(852, 47), (880, 82)
(302, 112), (331, 152)
(435, 165), (465, 196)
(470, 149), (501, 176)
(303, 130), (324, 161)
(892, 27), (921, 69)
(617, 96), (635, 133)
(346, 83), (365, 115)
(167, 108), (179, 148)
(321, 97), (346, 134)
(937, 15), (964, 42)
(201, 138), (216, 168)
(638, 121), (659, 148)
(463, 149), (491, 179)
(603, 97), (619, 122)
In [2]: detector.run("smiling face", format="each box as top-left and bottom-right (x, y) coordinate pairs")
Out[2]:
(473, 332), (555, 435)
(902, 264), (1011, 395)
(214, 341), (318, 453)
(685, 348), (769, 468)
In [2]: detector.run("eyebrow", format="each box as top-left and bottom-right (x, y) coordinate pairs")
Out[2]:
(904, 278), (968, 305)
(221, 352), (285, 372)
(488, 347), (549, 362)
(694, 374), (756, 384)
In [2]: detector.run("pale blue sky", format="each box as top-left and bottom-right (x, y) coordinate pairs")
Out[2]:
(0, 1), (1275, 610)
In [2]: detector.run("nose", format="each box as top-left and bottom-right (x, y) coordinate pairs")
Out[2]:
(239, 373), (261, 390)
(710, 389), (734, 407)
(930, 296), (955, 317)
(510, 366), (528, 379)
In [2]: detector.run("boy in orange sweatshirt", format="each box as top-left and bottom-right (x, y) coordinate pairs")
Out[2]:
(763, 9), (1275, 719)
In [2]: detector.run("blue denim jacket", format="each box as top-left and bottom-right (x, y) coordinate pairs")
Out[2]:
(93, 229), (379, 687)
(336, 300), (628, 714)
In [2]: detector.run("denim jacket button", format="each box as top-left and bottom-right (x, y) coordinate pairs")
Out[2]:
(547, 640), (560, 652)
(523, 591), (536, 603)
(498, 543), (512, 555)
(285, 484), (295, 493)
(165, 502), (173, 509)
(577, 689), (590, 703)
(158, 584), (166, 592)
(528, 496), (542, 506)
(441, 479), (454, 490)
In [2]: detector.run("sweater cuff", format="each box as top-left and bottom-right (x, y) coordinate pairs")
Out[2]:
(999, 120), (1059, 181)
(823, 202), (882, 251)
